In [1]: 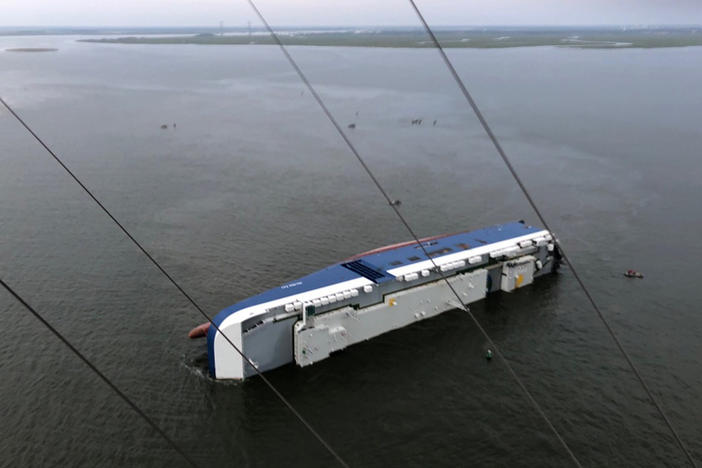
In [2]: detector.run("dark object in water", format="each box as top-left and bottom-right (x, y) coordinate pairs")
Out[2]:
(624, 269), (644, 278)
(348, 123), (356, 129)
(390, 199), (401, 207)
(160, 124), (168, 129)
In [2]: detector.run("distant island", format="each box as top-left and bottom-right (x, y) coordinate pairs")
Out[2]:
(5, 47), (58, 52)
(77, 27), (702, 49)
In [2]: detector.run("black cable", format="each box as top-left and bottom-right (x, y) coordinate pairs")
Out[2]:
(0, 277), (199, 468)
(0, 97), (350, 468)
(235, 4), (582, 466)
(405, 3), (698, 467)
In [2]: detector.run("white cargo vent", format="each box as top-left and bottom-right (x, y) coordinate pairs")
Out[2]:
(440, 260), (466, 272)
(284, 289), (359, 314)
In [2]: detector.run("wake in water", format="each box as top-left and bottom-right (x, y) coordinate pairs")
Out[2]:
(181, 352), (243, 386)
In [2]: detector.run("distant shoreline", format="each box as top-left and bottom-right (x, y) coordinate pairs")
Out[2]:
(76, 27), (702, 49)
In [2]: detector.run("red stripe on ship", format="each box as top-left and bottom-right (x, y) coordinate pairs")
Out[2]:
(343, 231), (459, 262)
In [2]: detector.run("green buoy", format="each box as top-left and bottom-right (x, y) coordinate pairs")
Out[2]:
(485, 349), (493, 360)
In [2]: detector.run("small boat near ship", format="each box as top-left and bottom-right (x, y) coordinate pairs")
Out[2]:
(191, 220), (560, 379)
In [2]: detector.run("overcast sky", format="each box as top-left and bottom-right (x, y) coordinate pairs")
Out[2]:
(2, 0), (701, 27)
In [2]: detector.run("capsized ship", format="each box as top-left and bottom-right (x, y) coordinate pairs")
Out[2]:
(190, 221), (559, 379)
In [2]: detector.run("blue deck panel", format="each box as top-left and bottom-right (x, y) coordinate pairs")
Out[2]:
(362, 221), (540, 270)
(207, 221), (541, 375)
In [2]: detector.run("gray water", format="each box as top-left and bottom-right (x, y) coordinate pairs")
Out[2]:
(1, 35), (701, 467)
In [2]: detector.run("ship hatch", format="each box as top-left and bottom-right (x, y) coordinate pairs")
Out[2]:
(341, 259), (393, 283)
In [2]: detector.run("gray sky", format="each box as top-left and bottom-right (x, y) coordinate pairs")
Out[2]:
(1, 0), (701, 27)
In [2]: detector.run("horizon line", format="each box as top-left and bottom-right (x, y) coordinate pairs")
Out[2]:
(1, 23), (701, 29)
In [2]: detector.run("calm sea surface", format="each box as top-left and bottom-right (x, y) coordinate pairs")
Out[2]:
(1, 35), (701, 467)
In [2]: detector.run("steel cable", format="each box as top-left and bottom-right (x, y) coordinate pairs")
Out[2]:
(404, 2), (697, 466)
(0, 278), (199, 468)
(235, 3), (582, 466)
(0, 96), (350, 468)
